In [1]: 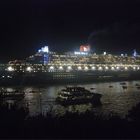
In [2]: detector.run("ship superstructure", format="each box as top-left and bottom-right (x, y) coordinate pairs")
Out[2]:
(0, 46), (140, 85)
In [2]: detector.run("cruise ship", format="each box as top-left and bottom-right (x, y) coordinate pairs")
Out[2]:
(0, 45), (140, 85)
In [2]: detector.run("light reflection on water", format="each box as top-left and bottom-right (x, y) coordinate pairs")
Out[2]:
(1, 80), (140, 118)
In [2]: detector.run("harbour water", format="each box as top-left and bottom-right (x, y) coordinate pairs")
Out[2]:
(1, 80), (140, 118)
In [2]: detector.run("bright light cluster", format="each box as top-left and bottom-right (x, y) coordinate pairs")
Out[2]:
(105, 66), (109, 70)
(84, 66), (88, 70)
(98, 67), (103, 70)
(59, 66), (63, 70)
(116, 67), (120, 70)
(26, 66), (32, 72)
(92, 66), (96, 70)
(7, 66), (14, 71)
(125, 67), (128, 70)
(67, 66), (72, 70)
(111, 67), (115, 70)
(38, 46), (49, 53)
(78, 66), (82, 70)
(74, 52), (88, 55)
(6, 64), (140, 73)
(49, 66), (54, 70)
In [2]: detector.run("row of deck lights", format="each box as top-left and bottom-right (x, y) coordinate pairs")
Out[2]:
(6, 65), (140, 72)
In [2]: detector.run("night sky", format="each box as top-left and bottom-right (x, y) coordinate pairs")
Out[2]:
(0, 0), (140, 62)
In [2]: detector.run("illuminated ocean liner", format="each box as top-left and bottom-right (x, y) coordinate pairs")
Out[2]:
(0, 45), (140, 85)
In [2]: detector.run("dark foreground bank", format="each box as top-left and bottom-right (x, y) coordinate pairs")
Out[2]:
(0, 102), (140, 138)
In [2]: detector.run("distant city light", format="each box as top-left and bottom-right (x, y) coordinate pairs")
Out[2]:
(103, 52), (107, 55)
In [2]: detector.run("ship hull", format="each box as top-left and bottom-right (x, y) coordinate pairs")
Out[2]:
(1, 70), (140, 85)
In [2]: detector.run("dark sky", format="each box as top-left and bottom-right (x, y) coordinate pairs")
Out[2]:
(0, 0), (140, 61)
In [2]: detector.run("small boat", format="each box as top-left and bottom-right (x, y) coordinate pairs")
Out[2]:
(0, 89), (25, 100)
(56, 86), (102, 106)
(109, 85), (113, 88)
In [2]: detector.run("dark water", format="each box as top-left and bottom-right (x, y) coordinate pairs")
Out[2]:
(1, 80), (140, 118)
